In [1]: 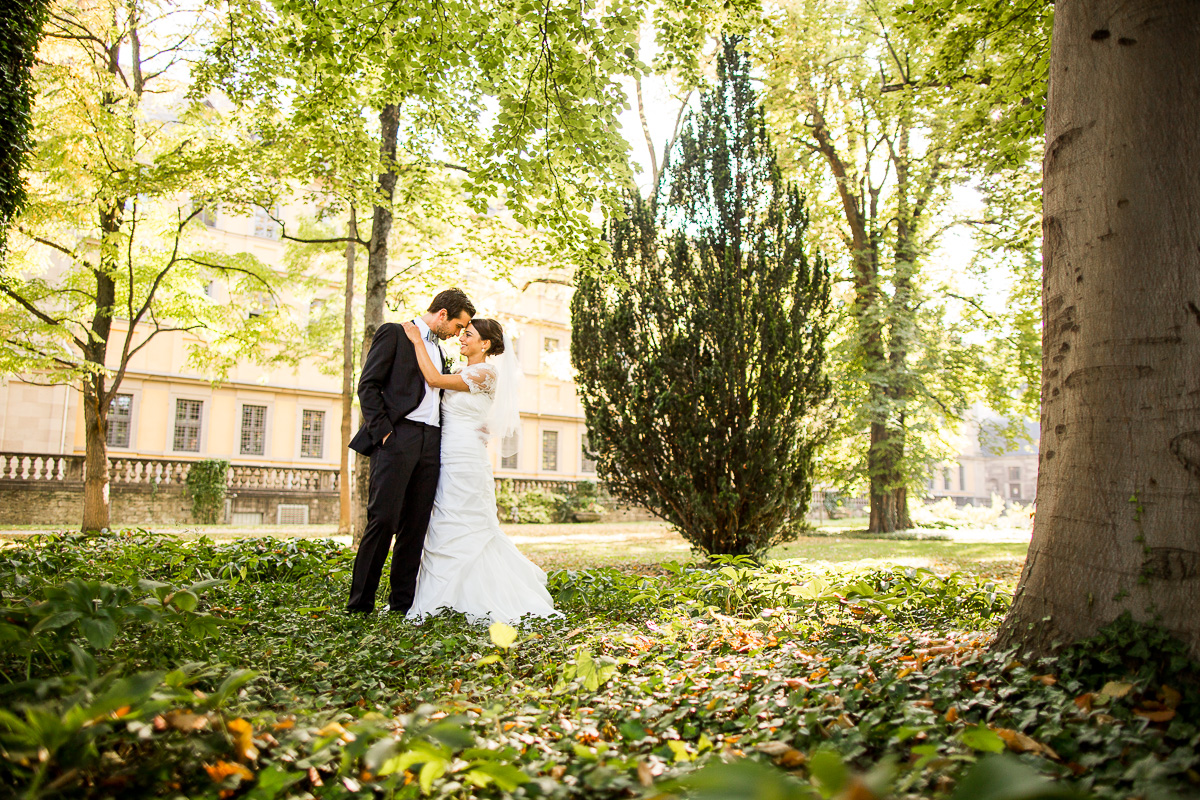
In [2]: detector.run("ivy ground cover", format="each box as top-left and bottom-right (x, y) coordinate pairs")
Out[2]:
(1, 531), (1197, 799)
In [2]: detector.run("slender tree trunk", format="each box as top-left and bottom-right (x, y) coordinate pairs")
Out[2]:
(81, 197), (121, 531)
(996, 0), (1200, 659)
(339, 207), (357, 536)
(81, 378), (110, 531)
(352, 105), (399, 545)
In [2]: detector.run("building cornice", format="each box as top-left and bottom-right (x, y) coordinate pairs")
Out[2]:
(116, 369), (342, 400)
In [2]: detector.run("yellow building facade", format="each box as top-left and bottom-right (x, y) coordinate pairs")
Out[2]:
(0, 200), (595, 524)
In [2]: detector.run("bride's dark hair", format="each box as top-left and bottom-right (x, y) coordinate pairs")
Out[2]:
(473, 318), (505, 356)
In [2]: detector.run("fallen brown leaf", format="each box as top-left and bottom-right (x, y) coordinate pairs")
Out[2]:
(226, 718), (258, 762)
(1133, 708), (1176, 723)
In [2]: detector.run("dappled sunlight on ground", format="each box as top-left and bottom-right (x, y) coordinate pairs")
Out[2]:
(0, 518), (1029, 583)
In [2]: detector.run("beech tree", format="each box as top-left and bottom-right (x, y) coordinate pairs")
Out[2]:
(572, 39), (832, 558)
(755, 0), (974, 531)
(996, 0), (1200, 658)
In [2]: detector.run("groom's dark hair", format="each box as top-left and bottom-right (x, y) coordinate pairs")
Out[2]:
(429, 288), (475, 320)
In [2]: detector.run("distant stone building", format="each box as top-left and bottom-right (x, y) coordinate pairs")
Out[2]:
(927, 413), (1039, 506)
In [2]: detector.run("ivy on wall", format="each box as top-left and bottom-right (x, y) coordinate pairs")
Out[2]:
(186, 460), (229, 524)
(0, 0), (50, 249)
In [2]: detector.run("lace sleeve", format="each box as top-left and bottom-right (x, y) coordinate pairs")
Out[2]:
(462, 363), (498, 396)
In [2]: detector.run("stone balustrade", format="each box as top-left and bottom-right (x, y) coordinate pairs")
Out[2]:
(0, 452), (83, 483)
(0, 452), (339, 492)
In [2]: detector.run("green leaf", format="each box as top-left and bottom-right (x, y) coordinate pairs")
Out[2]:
(245, 765), (304, 799)
(666, 740), (693, 762)
(950, 755), (1082, 800)
(208, 669), (258, 708)
(465, 761), (528, 791)
(67, 642), (97, 680)
(808, 749), (848, 798)
(574, 649), (616, 691)
(31, 610), (82, 633)
(960, 724), (1006, 753)
(79, 616), (118, 649)
(425, 721), (474, 750)
(671, 759), (813, 799)
(419, 758), (446, 793)
(172, 590), (199, 612)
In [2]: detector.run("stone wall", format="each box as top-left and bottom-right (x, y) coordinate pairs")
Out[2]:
(0, 482), (339, 527)
(0, 453), (645, 528)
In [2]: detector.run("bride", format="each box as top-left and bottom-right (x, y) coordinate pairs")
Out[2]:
(399, 318), (558, 624)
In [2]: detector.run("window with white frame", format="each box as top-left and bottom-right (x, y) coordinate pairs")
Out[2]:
(543, 337), (559, 353)
(173, 399), (202, 452)
(959, 463), (966, 491)
(107, 394), (132, 448)
(301, 410), (325, 458)
(943, 468), (951, 491)
(1008, 466), (1021, 481)
(541, 430), (559, 471)
(240, 404), (267, 456)
(500, 434), (519, 470)
(253, 206), (280, 240)
(581, 434), (596, 473)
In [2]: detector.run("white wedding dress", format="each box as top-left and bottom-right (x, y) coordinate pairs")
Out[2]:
(407, 362), (558, 624)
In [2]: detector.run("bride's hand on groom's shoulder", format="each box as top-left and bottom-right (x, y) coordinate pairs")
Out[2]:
(402, 321), (421, 343)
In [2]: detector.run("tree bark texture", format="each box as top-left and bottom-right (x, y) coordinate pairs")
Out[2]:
(81, 379), (110, 531)
(339, 207), (356, 536)
(352, 105), (399, 545)
(996, 0), (1200, 658)
(868, 420), (911, 533)
(80, 197), (121, 531)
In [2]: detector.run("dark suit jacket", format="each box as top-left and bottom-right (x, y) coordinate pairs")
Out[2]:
(348, 322), (446, 456)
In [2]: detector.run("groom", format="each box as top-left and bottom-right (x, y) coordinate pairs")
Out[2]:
(346, 288), (475, 614)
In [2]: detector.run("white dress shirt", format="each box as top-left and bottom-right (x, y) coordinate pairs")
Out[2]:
(406, 317), (443, 427)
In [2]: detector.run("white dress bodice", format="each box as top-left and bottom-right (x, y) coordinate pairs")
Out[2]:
(440, 362), (496, 444)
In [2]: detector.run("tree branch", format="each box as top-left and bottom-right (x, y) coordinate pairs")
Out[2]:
(0, 285), (88, 351)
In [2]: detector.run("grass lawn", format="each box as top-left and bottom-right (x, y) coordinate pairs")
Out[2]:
(0, 518), (1031, 585)
(506, 520), (1029, 585)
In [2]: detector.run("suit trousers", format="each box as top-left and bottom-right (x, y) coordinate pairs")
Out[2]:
(346, 421), (441, 613)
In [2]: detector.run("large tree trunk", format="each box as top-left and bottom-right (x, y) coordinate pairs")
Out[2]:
(339, 207), (357, 536)
(868, 419), (911, 532)
(352, 105), (399, 544)
(996, 0), (1200, 659)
